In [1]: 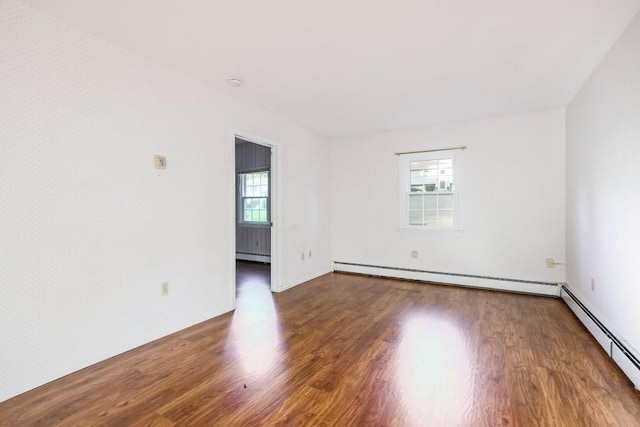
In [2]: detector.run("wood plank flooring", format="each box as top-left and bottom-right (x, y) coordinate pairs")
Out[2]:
(1, 270), (639, 426)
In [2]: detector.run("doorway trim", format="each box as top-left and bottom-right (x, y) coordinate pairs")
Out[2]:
(231, 129), (281, 307)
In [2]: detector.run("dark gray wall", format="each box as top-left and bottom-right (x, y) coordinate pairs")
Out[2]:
(235, 138), (271, 259)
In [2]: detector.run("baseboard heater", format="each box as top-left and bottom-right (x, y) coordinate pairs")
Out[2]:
(332, 261), (559, 296)
(236, 252), (270, 263)
(561, 285), (640, 390)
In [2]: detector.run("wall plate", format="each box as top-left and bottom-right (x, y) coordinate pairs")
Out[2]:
(154, 154), (167, 169)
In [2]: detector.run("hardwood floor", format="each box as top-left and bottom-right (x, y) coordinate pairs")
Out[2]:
(236, 260), (270, 294)
(1, 273), (639, 426)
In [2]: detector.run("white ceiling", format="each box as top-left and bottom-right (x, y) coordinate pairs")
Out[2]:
(21, 0), (640, 137)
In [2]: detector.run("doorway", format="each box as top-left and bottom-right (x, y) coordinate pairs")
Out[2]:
(234, 136), (276, 297)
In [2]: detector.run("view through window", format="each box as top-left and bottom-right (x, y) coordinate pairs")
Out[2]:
(399, 151), (458, 228)
(240, 171), (269, 223)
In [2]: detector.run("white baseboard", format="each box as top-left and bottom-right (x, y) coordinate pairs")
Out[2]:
(561, 285), (640, 390)
(332, 262), (560, 296)
(236, 253), (271, 263)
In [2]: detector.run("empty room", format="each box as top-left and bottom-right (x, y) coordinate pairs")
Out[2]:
(1, 0), (640, 425)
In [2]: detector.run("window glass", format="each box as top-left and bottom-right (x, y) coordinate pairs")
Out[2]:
(400, 151), (458, 229)
(240, 171), (269, 224)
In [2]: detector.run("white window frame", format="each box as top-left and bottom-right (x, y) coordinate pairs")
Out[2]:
(398, 150), (460, 229)
(238, 169), (270, 225)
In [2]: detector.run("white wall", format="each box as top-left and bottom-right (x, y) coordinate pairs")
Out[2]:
(566, 11), (640, 357)
(331, 110), (566, 286)
(0, 0), (331, 402)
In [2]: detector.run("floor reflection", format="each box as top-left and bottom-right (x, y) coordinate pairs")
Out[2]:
(232, 262), (281, 377)
(395, 312), (473, 426)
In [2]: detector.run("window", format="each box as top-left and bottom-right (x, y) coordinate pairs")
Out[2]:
(239, 171), (269, 224)
(399, 151), (458, 228)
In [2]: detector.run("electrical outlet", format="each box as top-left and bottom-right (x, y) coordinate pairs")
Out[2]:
(161, 282), (169, 296)
(411, 250), (418, 259)
(546, 258), (555, 268)
(591, 278), (595, 291)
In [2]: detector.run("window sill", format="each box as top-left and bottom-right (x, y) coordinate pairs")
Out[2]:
(237, 222), (271, 229)
(398, 225), (463, 232)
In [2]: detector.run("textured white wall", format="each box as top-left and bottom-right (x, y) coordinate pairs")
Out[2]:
(0, 1), (331, 402)
(331, 110), (566, 286)
(566, 11), (640, 357)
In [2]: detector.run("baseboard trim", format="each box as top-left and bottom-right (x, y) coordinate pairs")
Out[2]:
(236, 253), (271, 263)
(333, 261), (560, 296)
(561, 284), (640, 390)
